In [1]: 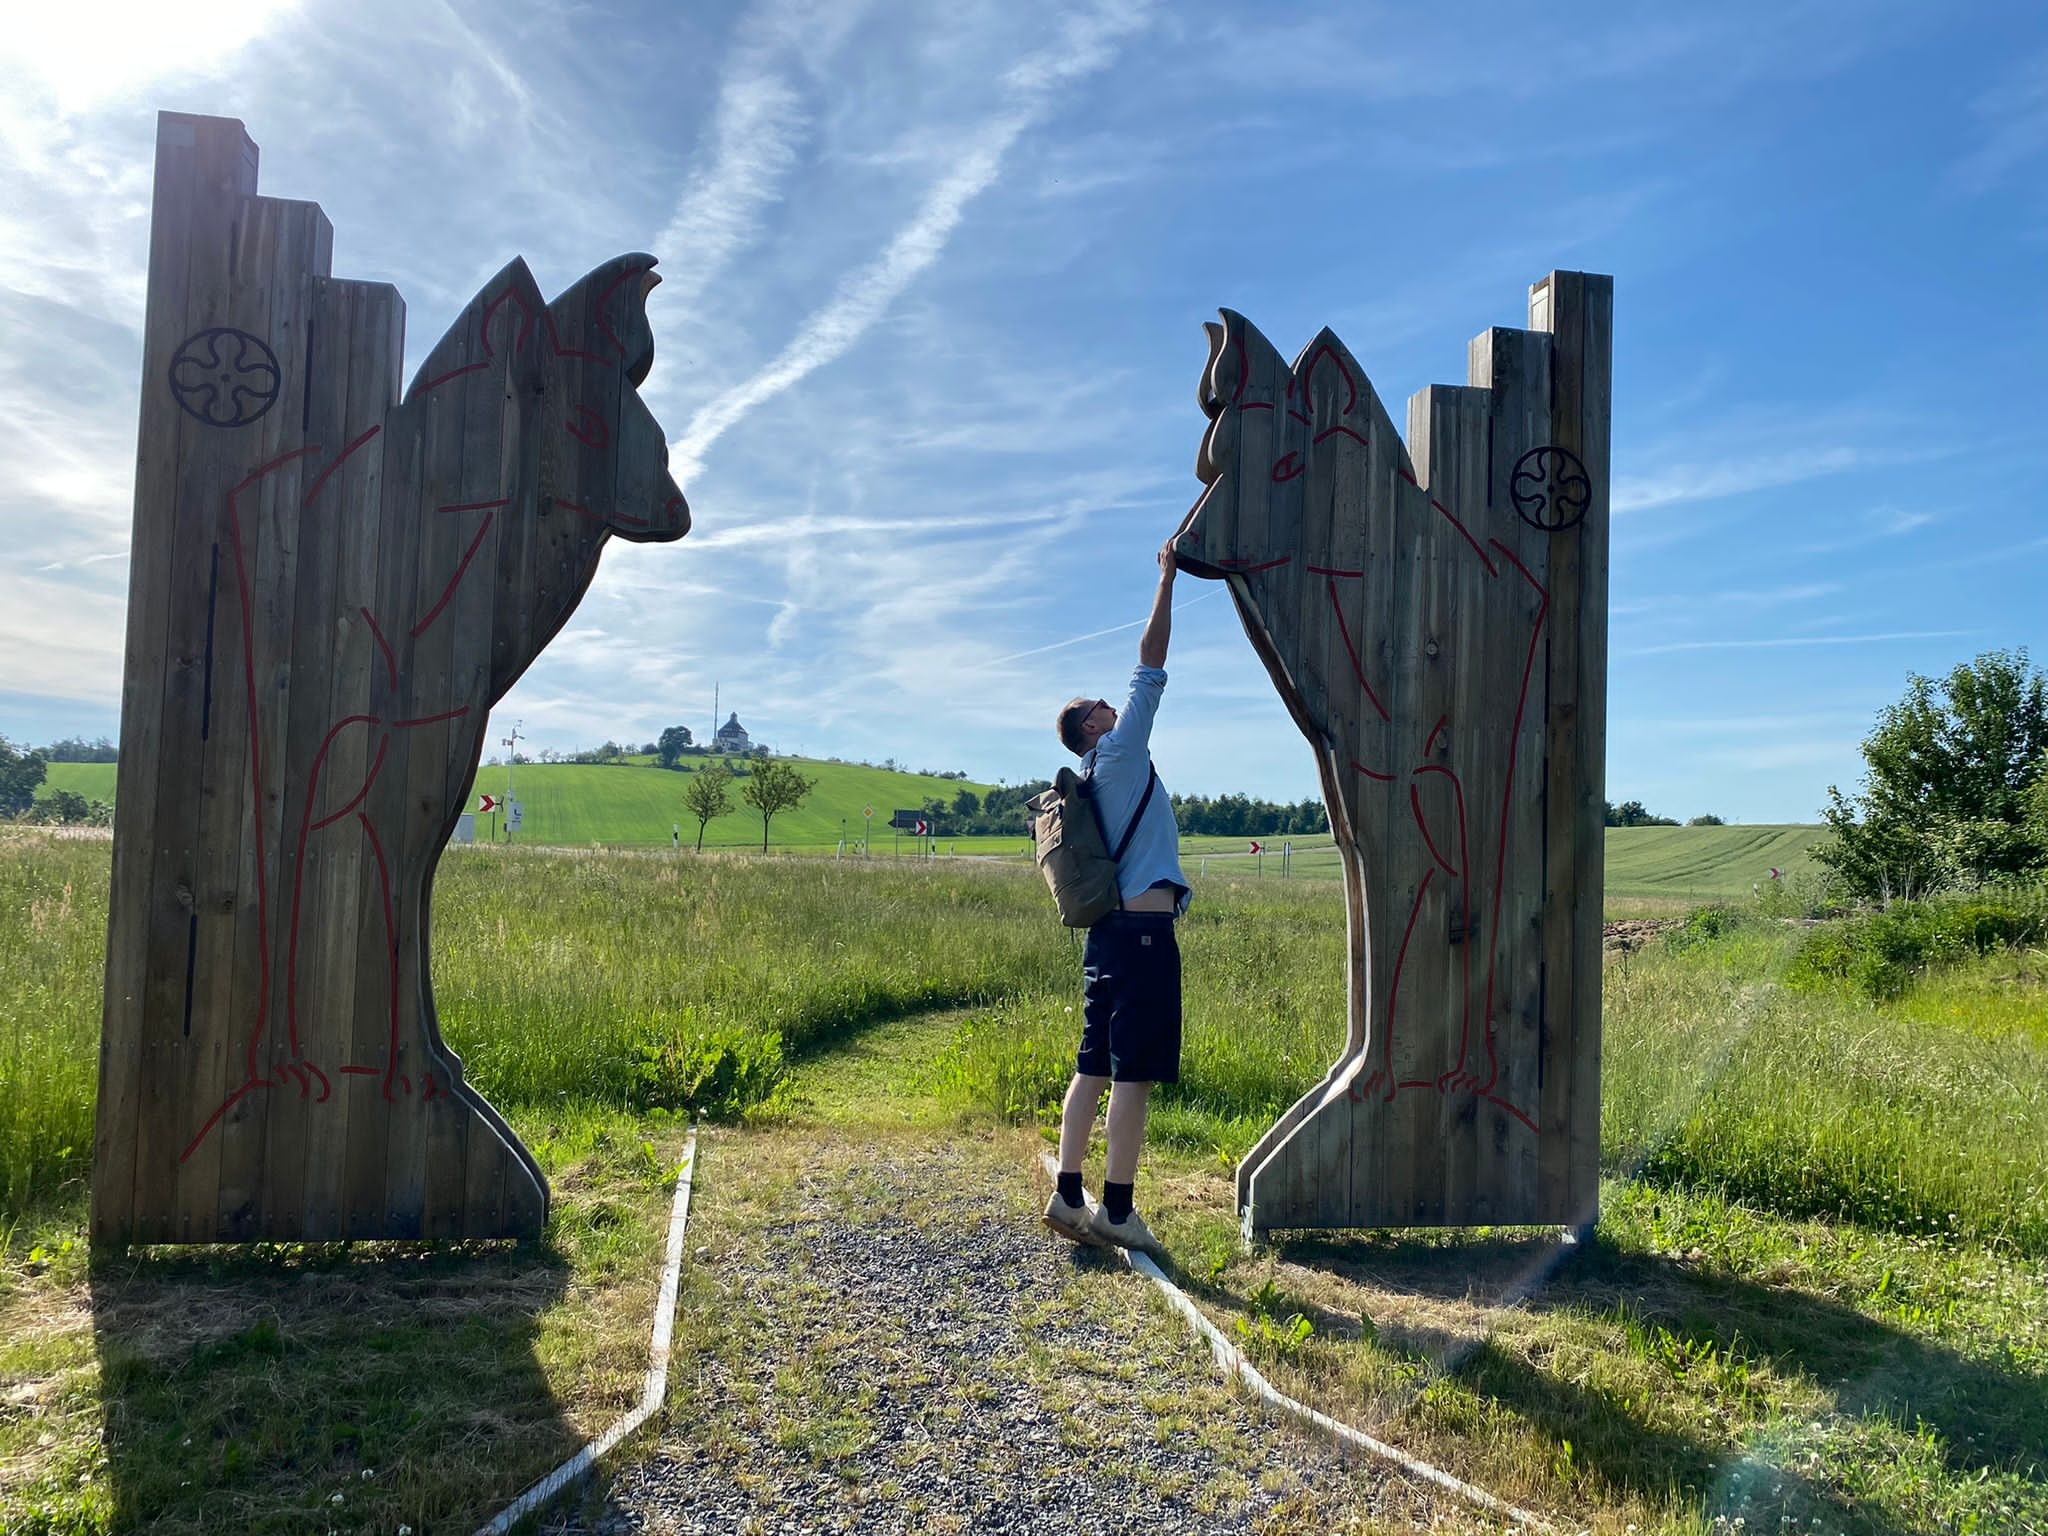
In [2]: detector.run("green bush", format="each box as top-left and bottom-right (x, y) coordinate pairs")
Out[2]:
(1787, 889), (2048, 1000)
(1663, 903), (1750, 952)
(632, 1019), (793, 1119)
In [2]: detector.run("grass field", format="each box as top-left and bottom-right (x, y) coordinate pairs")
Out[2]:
(39, 757), (1004, 850)
(36, 763), (116, 804)
(462, 756), (1006, 849)
(3, 833), (2041, 1533)
(39, 760), (1829, 908)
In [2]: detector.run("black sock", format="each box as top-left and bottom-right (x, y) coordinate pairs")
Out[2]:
(1056, 1171), (1084, 1209)
(1103, 1181), (1134, 1222)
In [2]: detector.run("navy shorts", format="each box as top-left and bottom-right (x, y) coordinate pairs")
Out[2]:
(1077, 910), (1182, 1084)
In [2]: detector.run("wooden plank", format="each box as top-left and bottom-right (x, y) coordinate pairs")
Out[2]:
(381, 332), (477, 1240)
(421, 331), (514, 1239)
(1549, 273), (1611, 1227)
(134, 117), (263, 1244)
(1530, 274), (1578, 1227)
(317, 287), (404, 1240)
(170, 179), (285, 1243)
(242, 196), (330, 1241)
(291, 274), (355, 1243)
(95, 113), (206, 1244)
(1367, 376), (1421, 1228)
(294, 277), (397, 1239)
(1486, 321), (1553, 1223)
(342, 319), (429, 1238)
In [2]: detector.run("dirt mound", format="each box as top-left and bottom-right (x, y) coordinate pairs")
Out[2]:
(1603, 918), (1678, 956)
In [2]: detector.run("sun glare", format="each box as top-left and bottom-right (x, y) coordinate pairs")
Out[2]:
(0, 0), (301, 114)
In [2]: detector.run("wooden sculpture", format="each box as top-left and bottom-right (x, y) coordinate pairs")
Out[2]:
(1172, 272), (1611, 1238)
(92, 113), (691, 1243)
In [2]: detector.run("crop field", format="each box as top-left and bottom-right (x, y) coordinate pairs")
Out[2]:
(4, 832), (2039, 1533)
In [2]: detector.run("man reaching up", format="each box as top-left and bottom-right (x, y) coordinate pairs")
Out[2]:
(1045, 542), (1190, 1256)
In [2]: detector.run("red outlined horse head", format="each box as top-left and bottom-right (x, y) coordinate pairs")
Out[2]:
(405, 254), (690, 545)
(1173, 310), (1400, 593)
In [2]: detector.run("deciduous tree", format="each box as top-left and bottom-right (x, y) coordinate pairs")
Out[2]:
(740, 759), (816, 852)
(0, 736), (47, 819)
(681, 760), (734, 851)
(658, 724), (694, 769)
(1816, 649), (2048, 901)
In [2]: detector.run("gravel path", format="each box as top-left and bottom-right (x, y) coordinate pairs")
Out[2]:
(547, 1133), (1483, 1535)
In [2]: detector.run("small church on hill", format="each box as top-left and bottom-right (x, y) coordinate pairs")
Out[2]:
(713, 712), (750, 754)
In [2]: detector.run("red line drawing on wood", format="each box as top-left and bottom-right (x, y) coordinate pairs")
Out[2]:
(176, 254), (691, 1173)
(301, 425), (380, 508)
(362, 606), (397, 686)
(567, 404), (609, 450)
(410, 512), (495, 638)
(1178, 310), (1557, 1163)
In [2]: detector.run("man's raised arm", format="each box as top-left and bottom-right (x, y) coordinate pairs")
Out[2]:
(1139, 541), (1176, 669)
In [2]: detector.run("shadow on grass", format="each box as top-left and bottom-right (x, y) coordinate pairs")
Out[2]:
(86, 1238), (572, 1535)
(1222, 1229), (2045, 1536)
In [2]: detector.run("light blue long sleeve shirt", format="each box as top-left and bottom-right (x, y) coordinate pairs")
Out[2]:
(1082, 665), (1191, 914)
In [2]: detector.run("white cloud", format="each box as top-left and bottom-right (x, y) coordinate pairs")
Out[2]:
(1952, 50), (2048, 196)
(0, 0), (302, 115)
(1614, 444), (1868, 515)
(1627, 629), (1975, 657)
(1610, 582), (1842, 618)
(649, 0), (868, 313)
(667, 1), (1154, 483)
(0, 571), (126, 704)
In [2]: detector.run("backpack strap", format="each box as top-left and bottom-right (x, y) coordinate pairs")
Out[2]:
(1081, 759), (1158, 914)
(1110, 765), (1158, 864)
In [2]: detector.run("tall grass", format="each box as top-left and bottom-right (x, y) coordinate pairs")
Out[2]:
(1605, 918), (2048, 1252)
(5, 836), (2045, 1254)
(432, 848), (1073, 1104)
(0, 834), (108, 1215)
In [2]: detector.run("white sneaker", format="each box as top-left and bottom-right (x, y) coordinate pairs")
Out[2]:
(1087, 1205), (1164, 1257)
(1042, 1189), (1103, 1247)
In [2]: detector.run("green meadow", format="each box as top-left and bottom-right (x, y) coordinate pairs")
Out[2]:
(44, 758), (1827, 914)
(3, 833), (2043, 1534)
(2, 834), (2033, 1250)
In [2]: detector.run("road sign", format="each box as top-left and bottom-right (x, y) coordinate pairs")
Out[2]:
(1248, 840), (1263, 855)
(476, 793), (499, 814)
(890, 809), (922, 830)
(914, 818), (930, 837)
(507, 799), (523, 830)
(863, 804), (873, 820)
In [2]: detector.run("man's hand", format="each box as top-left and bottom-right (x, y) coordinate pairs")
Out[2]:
(1158, 540), (1178, 582)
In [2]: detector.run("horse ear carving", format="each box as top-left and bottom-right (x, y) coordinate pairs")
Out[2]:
(402, 257), (546, 400)
(549, 252), (660, 385)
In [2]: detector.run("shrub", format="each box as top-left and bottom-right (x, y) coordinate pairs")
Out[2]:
(632, 1019), (793, 1119)
(1663, 903), (1750, 952)
(1787, 889), (2048, 1000)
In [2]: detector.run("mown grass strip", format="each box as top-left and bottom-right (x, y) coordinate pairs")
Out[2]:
(473, 1123), (697, 1536)
(1036, 1151), (1559, 1532)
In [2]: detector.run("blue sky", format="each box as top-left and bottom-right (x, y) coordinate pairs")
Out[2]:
(2, 0), (2043, 822)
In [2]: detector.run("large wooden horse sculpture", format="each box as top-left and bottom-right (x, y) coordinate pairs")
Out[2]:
(94, 113), (690, 1243)
(1172, 272), (1611, 1238)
